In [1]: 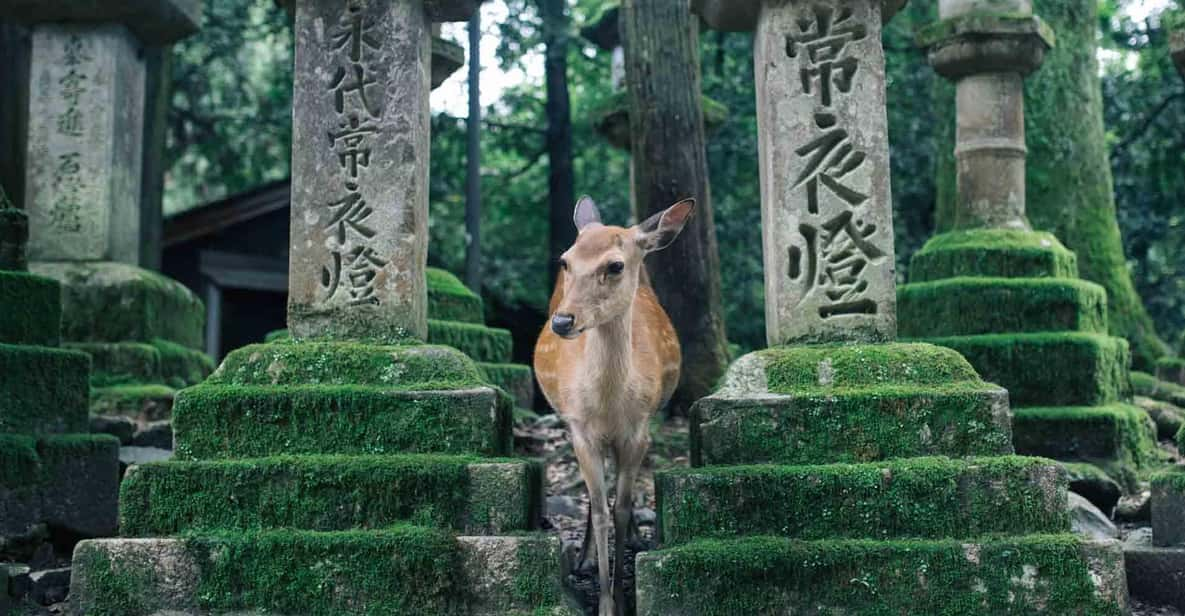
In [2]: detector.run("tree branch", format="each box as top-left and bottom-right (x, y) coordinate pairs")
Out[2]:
(1112, 90), (1185, 158)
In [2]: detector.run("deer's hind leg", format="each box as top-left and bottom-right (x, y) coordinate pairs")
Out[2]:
(611, 433), (649, 614)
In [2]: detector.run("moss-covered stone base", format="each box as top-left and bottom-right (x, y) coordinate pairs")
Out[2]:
(427, 267), (485, 324)
(120, 455), (543, 536)
(923, 333), (1131, 407)
(428, 319), (514, 363)
(1155, 356), (1185, 386)
(70, 531), (578, 616)
(91, 384), (176, 422)
(30, 260), (205, 349)
(635, 535), (1127, 615)
(480, 362), (535, 409)
(69, 339), (215, 389)
(0, 433), (119, 538)
(0, 343), (90, 434)
(908, 229), (1078, 283)
(0, 270), (61, 347)
(657, 456), (1068, 545)
(1133, 371), (1185, 407)
(1151, 468), (1185, 547)
(1012, 405), (1159, 474)
(898, 277), (1108, 338)
(1122, 530), (1185, 610)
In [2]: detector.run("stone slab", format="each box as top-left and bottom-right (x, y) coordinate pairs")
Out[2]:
(119, 456), (543, 536)
(1124, 529), (1185, 610)
(899, 277), (1108, 338)
(756, 0), (897, 345)
(657, 456), (1068, 545)
(635, 535), (1128, 615)
(479, 362), (535, 409)
(1012, 405), (1159, 471)
(90, 384), (176, 421)
(1152, 470), (1185, 547)
(0, 344), (90, 435)
(70, 532), (576, 615)
(289, 0), (433, 342)
(0, 434), (120, 539)
(0, 0), (201, 45)
(31, 261), (205, 349)
(431, 36), (464, 89)
(427, 266), (485, 323)
(0, 271), (61, 347)
(908, 229), (1078, 282)
(25, 24), (144, 263)
(428, 319), (514, 363)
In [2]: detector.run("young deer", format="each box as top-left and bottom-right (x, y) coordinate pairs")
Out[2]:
(534, 196), (693, 616)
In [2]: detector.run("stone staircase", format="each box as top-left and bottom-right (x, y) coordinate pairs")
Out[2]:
(899, 229), (1160, 493)
(69, 339), (576, 614)
(635, 343), (1130, 614)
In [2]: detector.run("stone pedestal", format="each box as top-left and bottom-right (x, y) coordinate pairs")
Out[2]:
(899, 1), (1158, 494)
(635, 1), (1130, 613)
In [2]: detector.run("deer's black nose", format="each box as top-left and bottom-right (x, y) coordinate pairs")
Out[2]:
(551, 313), (576, 336)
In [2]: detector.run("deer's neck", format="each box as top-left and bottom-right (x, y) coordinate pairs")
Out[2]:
(585, 304), (634, 384)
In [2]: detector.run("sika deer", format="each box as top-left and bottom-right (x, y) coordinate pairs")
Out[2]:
(534, 196), (693, 616)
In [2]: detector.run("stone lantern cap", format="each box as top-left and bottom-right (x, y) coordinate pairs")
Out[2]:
(919, 14), (1055, 79)
(431, 36), (465, 89)
(581, 3), (620, 51)
(1171, 28), (1185, 80)
(275, 0), (479, 22)
(692, 0), (907, 32)
(0, 0), (202, 44)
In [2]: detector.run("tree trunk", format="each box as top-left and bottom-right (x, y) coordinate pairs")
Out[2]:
(623, 0), (729, 416)
(537, 0), (576, 288)
(934, 0), (1169, 369)
(465, 8), (482, 293)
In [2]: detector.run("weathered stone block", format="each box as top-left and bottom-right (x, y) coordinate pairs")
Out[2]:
(657, 456), (1068, 545)
(1124, 529), (1185, 611)
(68, 342), (160, 386)
(0, 344), (90, 435)
(428, 319), (514, 363)
(427, 267), (484, 324)
(1012, 405), (1159, 470)
(1152, 470), (1185, 547)
(635, 535), (1128, 615)
(0, 208), (28, 271)
(898, 277), (1107, 338)
(172, 384), (513, 459)
(70, 531), (575, 615)
(908, 229), (1078, 282)
(0, 271), (61, 347)
(24, 25), (144, 263)
(480, 362), (535, 409)
(31, 261), (205, 349)
(0, 0), (201, 45)
(925, 332), (1132, 407)
(431, 36), (464, 89)
(90, 384), (176, 421)
(0, 434), (119, 539)
(1060, 462), (1122, 514)
(120, 455), (543, 536)
(1156, 356), (1185, 386)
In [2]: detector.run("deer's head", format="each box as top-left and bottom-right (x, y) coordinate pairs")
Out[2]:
(550, 196), (694, 338)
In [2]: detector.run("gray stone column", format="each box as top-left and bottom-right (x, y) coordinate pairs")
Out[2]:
(287, 0), (435, 342)
(921, 1), (1053, 231)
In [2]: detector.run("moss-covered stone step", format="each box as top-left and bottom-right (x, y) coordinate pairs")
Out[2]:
(91, 384), (176, 422)
(898, 277), (1108, 338)
(428, 319), (514, 364)
(0, 433), (119, 539)
(0, 270), (61, 347)
(691, 383), (1011, 466)
(923, 332), (1131, 407)
(0, 343), (90, 434)
(1156, 356), (1185, 386)
(119, 454), (543, 536)
(1132, 370), (1185, 407)
(172, 384), (512, 460)
(30, 261), (205, 349)
(1152, 469), (1185, 547)
(635, 535), (1127, 615)
(427, 267), (484, 324)
(71, 529), (577, 616)
(70, 339), (215, 388)
(207, 340), (486, 389)
(1012, 405), (1159, 472)
(657, 456), (1068, 545)
(480, 362), (535, 409)
(908, 229), (1078, 283)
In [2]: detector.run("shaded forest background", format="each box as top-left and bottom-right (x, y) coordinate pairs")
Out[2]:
(163, 0), (1185, 356)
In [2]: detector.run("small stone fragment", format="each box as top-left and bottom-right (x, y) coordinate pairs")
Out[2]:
(29, 567), (70, 605)
(1068, 492), (1118, 541)
(1117, 490), (1153, 523)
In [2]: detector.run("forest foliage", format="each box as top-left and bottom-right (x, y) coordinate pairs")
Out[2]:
(164, 0), (1185, 354)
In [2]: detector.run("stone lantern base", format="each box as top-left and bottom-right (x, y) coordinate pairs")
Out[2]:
(636, 343), (1129, 614)
(899, 229), (1160, 495)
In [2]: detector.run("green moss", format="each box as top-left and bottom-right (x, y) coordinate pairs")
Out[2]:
(1155, 356), (1185, 385)
(658, 456), (1067, 545)
(206, 340), (485, 389)
(916, 13), (1055, 48)
(922, 332), (1131, 407)
(899, 277), (1108, 338)
(120, 455), (541, 536)
(31, 261), (206, 349)
(510, 535), (568, 610)
(636, 534), (1125, 615)
(427, 319), (514, 363)
(150, 338), (215, 387)
(1012, 405), (1159, 472)
(1151, 467), (1185, 493)
(426, 267), (484, 324)
(0, 343), (90, 434)
(0, 433), (39, 488)
(172, 384), (513, 459)
(0, 433), (117, 490)
(71, 541), (160, 616)
(480, 362), (535, 407)
(742, 343), (982, 392)
(0, 271), (61, 346)
(908, 229), (1078, 283)
(68, 342), (159, 387)
(691, 383), (1012, 466)
(90, 384), (176, 417)
(264, 328), (290, 343)
(0, 207), (29, 271)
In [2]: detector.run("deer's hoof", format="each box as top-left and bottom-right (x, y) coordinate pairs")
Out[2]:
(598, 597), (616, 616)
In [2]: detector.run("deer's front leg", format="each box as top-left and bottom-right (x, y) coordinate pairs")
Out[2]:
(612, 433), (649, 615)
(572, 430), (614, 616)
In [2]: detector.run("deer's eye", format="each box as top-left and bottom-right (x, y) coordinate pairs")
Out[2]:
(607, 261), (625, 275)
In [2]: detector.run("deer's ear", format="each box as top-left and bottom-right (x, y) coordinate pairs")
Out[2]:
(637, 198), (695, 253)
(573, 196), (602, 231)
